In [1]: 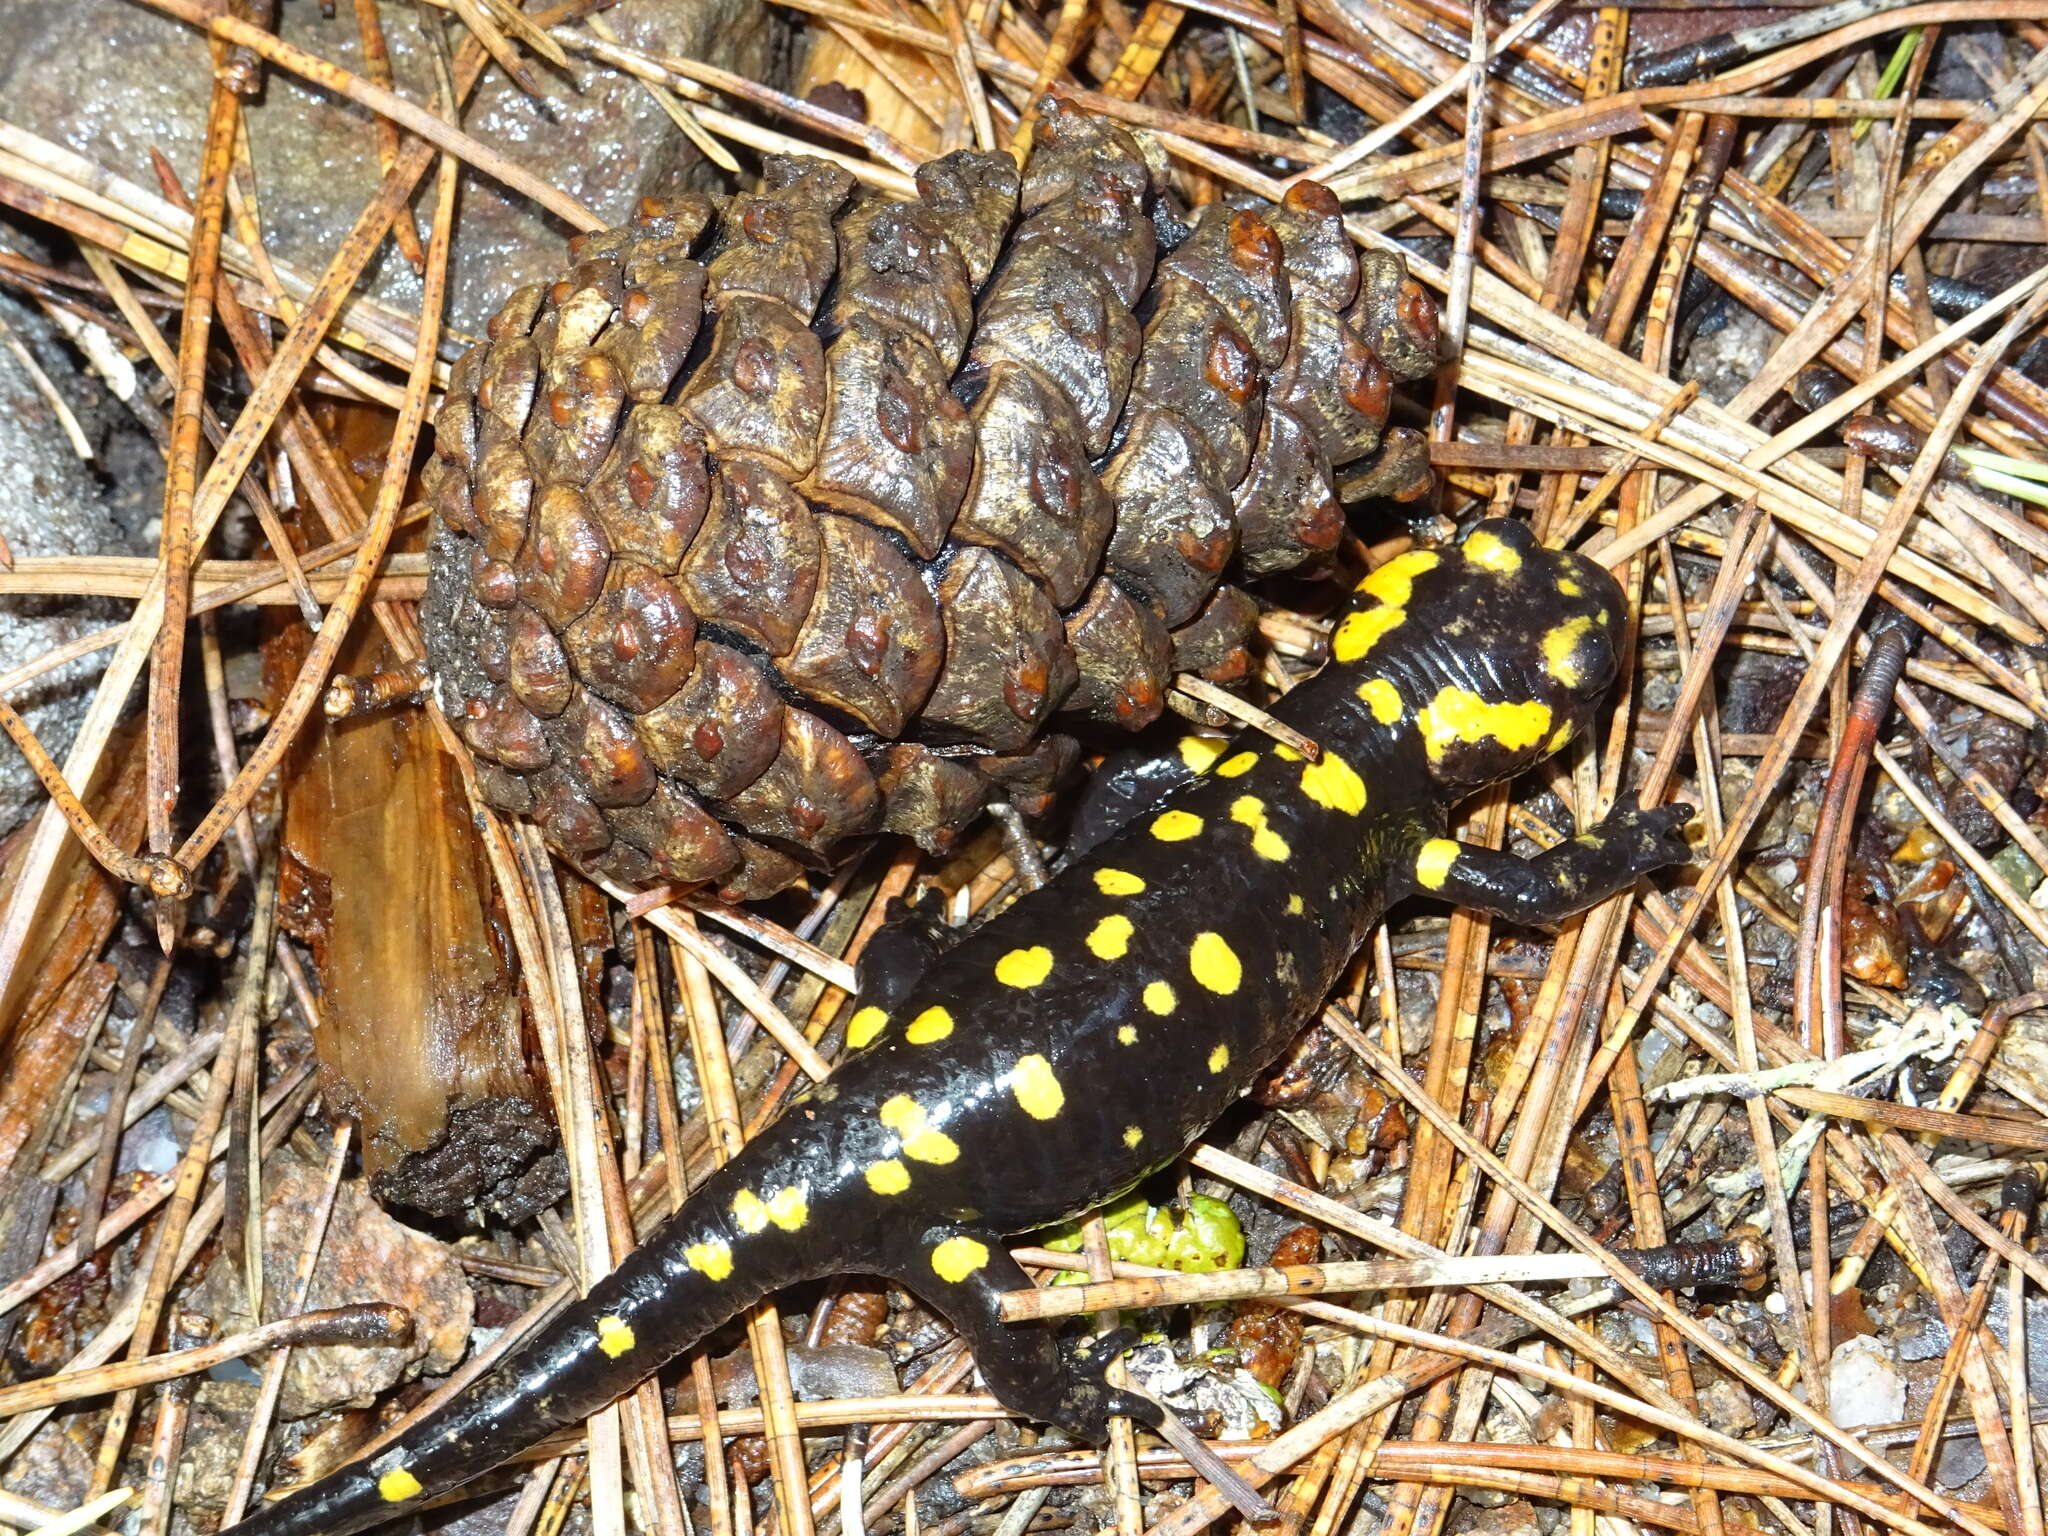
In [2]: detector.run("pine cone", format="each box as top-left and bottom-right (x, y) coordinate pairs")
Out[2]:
(422, 99), (1439, 899)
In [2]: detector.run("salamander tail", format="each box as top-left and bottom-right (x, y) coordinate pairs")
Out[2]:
(229, 1142), (830, 1536)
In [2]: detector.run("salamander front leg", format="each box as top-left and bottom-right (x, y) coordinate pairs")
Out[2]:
(895, 1227), (1160, 1444)
(854, 894), (959, 1016)
(1406, 803), (1695, 924)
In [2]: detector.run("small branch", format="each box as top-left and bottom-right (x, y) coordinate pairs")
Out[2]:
(0, 1304), (410, 1418)
(1168, 676), (1320, 760)
(999, 1253), (1613, 1321)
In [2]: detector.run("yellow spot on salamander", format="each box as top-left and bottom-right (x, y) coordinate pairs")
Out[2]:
(1416, 687), (1552, 762)
(904, 1130), (960, 1165)
(866, 1158), (911, 1195)
(1356, 678), (1403, 723)
(1010, 1054), (1065, 1119)
(1118, 1023), (1139, 1044)
(1095, 868), (1146, 897)
(731, 1189), (770, 1234)
(1332, 605), (1404, 664)
(1217, 750), (1259, 777)
(877, 1095), (923, 1138)
(1178, 735), (1225, 773)
(1123, 1125), (1144, 1149)
(1463, 528), (1521, 573)
(596, 1315), (636, 1358)
(1416, 838), (1461, 890)
(1189, 932), (1242, 996)
(1208, 1043), (1231, 1073)
(1354, 549), (1439, 606)
(930, 1235), (989, 1283)
(994, 947), (1053, 989)
(1286, 894), (1305, 916)
(379, 1470), (423, 1503)
(1143, 980), (1176, 1016)
(1542, 616), (1599, 688)
(1558, 576), (1583, 597)
(1299, 753), (1366, 815)
(1230, 796), (1289, 862)
(767, 1186), (808, 1231)
(1151, 809), (1203, 842)
(1273, 745), (1302, 762)
(846, 1005), (889, 1049)
(1087, 914), (1134, 960)
(687, 1240), (734, 1281)
(880, 1095), (960, 1164)
(906, 1005), (955, 1043)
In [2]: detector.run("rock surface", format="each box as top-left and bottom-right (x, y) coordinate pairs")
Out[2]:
(0, 1410), (97, 1515)
(0, 0), (785, 335)
(0, 291), (139, 834)
(190, 1147), (473, 1420)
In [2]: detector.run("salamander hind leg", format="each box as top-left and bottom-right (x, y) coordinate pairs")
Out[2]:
(897, 1226), (1160, 1444)
(1406, 803), (1695, 924)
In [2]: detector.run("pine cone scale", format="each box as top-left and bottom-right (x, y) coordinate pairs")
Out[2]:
(953, 361), (1113, 609)
(677, 297), (827, 479)
(803, 312), (975, 559)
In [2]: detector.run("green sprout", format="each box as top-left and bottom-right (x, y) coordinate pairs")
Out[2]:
(1953, 446), (2048, 510)
(1854, 28), (1922, 142)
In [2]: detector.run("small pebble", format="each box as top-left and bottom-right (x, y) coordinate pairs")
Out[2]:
(1828, 1335), (1906, 1428)
(1936, 1434), (1987, 1490)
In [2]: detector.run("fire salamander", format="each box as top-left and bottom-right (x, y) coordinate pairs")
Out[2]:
(238, 519), (1692, 1536)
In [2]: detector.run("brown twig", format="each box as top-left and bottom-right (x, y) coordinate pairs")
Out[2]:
(89, 855), (276, 1494)
(0, 700), (190, 900)
(219, 1123), (355, 1525)
(143, 73), (239, 952)
(171, 99), (459, 878)
(0, 1298), (404, 1419)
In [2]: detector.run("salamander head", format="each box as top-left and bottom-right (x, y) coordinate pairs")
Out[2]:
(1333, 518), (1625, 793)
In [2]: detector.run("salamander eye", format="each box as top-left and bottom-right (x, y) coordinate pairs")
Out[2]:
(1539, 611), (1616, 696)
(1461, 518), (1534, 575)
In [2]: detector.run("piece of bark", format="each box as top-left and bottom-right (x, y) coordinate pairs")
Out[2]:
(0, 728), (144, 1188)
(0, 737), (138, 1371)
(279, 630), (565, 1226)
(559, 865), (613, 1036)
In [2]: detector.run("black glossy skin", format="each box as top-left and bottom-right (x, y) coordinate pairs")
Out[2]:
(234, 519), (1691, 1536)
